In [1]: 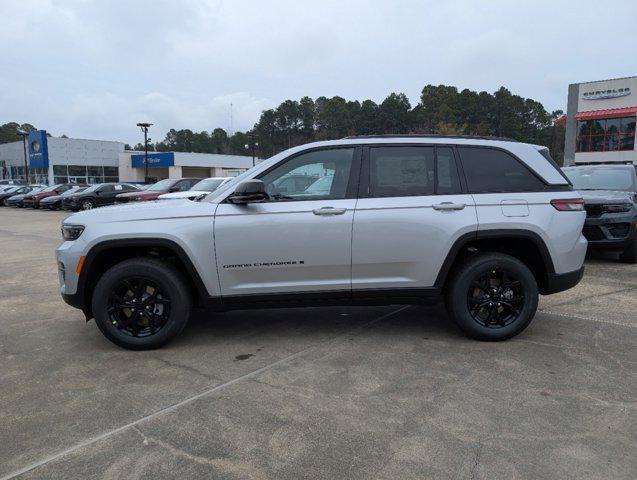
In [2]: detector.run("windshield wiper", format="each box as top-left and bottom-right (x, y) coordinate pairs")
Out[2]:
(271, 194), (293, 200)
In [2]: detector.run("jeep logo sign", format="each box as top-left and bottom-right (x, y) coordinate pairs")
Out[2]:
(582, 87), (631, 100)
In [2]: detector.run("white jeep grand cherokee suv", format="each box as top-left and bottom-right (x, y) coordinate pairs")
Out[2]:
(57, 136), (587, 349)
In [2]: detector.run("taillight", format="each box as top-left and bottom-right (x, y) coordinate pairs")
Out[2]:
(551, 198), (584, 211)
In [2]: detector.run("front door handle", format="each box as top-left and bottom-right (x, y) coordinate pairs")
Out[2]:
(432, 202), (466, 211)
(312, 206), (347, 216)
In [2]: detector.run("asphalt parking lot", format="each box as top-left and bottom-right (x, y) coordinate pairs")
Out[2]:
(0, 207), (635, 480)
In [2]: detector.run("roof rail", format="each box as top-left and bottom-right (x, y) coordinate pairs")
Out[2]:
(342, 134), (519, 142)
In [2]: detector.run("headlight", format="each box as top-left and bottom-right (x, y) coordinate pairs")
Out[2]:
(603, 203), (632, 213)
(61, 224), (85, 241)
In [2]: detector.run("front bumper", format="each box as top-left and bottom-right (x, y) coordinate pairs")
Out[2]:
(545, 266), (585, 295)
(582, 215), (637, 251)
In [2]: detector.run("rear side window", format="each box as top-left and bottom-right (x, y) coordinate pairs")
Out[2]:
(458, 147), (545, 193)
(369, 146), (435, 197)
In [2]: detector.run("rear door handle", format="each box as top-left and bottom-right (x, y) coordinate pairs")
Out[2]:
(312, 206), (347, 216)
(432, 202), (466, 211)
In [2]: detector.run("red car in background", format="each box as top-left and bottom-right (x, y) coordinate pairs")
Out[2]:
(23, 183), (87, 208)
(115, 178), (201, 203)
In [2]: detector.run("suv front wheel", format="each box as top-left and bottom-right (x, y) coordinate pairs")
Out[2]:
(92, 257), (192, 350)
(445, 253), (538, 341)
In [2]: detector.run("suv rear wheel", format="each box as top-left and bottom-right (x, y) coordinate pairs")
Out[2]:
(92, 257), (192, 350)
(445, 253), (538, 341)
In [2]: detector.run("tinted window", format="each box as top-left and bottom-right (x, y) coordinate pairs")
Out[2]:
(436, 147), (461, 195)
(369, 146), (434, 197)
(458, 147), (545, 193)
(99, 185), (115, 192)
(259, 148), (354, 201)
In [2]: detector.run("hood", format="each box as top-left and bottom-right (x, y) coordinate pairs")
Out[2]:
(41, 194), (63, 203)
(64, 199), (215, 225)
(578, 189), (635, 204)
(117, 190), (160, 199)
(158, 190), (211, 200)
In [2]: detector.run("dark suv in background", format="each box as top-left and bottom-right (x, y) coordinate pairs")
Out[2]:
(563, 164), (637, 263)
(62, 183), (139, 211)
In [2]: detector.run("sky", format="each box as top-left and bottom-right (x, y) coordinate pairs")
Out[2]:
(1, 0), (636, 145)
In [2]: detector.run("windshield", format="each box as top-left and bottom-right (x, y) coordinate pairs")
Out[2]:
(3, 186), (20, 193)
(563, 167), (636, 191)
(81, 184), (103, 193)
(42, 184), (62, 193)
(191, 178), (226, 191)
(62, 187), (85, 196)
(148, 179), (174, 191)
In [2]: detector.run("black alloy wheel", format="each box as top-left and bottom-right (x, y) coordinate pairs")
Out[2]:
(107, 277), (171, 338)
(92, 257), (192, 350)
(467, 268), (525, 328)
(445, 252), (538, 341)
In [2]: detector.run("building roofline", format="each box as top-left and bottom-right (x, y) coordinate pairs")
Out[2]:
(570, 75), (637, 87)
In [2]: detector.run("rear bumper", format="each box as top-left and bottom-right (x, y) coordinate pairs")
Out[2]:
(544, 266), (585, 295)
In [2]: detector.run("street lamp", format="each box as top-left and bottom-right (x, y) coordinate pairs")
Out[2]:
(136, 123), (153, 184)
(244, 133), (259, 166)
(16, 129), (29, 184)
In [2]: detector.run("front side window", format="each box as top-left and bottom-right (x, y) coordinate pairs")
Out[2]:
(576, 116), (636, 152)
(368, 146), (435, 197)
(259, 148), (354, 201)
(458, 147), (545, 193)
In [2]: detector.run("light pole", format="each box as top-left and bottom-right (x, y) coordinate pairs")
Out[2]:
(136, 123), (153, 184)
(16, 129), (29, 184)
(244, 133), (259, 166)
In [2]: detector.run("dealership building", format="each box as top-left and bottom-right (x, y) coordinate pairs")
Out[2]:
(560, 76), (636, 166)
(0, 130), (253, 185)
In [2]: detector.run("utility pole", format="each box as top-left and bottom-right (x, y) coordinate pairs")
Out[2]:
(16, 129), (29, 184)
(136, 123), (153, 184)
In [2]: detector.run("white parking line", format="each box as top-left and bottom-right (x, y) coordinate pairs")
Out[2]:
(0, 306), (409, 480)
(539, 309), (636, 328)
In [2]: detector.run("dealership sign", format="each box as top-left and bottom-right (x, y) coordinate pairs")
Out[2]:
(131, 152), (175, 168)
(582, 87), (631, 100)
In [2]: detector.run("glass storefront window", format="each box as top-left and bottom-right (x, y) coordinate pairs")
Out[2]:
(576, 116), (636, 152)
(68, 165), (87, 177)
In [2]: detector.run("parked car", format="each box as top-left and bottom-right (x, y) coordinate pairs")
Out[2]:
(6, 185), (46, 207)
(0, 179), (25, 186)
(0, 186), (25, 205)
(158, 177), (232, 200)
(41, 186), (87, 210)
(62, 183), (139, 211)
(115, 178), (202, 203)
(58, 136), (587, 350)
(562, 164), (637, 263)
(23, 183), (85, 208)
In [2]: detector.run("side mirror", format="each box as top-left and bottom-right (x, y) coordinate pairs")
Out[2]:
(169, 186), (180, 193)
(227, 180), (268, 204)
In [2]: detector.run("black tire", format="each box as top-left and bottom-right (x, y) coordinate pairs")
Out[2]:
(92, 257), (192, 350)
(445, 252), (538, 341)
(619, 239), (637, 264)
(80, 199), (95, 210)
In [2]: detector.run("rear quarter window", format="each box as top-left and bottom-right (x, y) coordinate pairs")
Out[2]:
(458, 147), (546, 193)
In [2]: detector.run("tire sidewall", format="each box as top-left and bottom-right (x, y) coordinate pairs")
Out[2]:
(447, 254), (538, 341)
(92, 259), (191, 350)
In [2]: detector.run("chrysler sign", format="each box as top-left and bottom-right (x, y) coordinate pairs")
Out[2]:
(582, 87), (631, 100)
